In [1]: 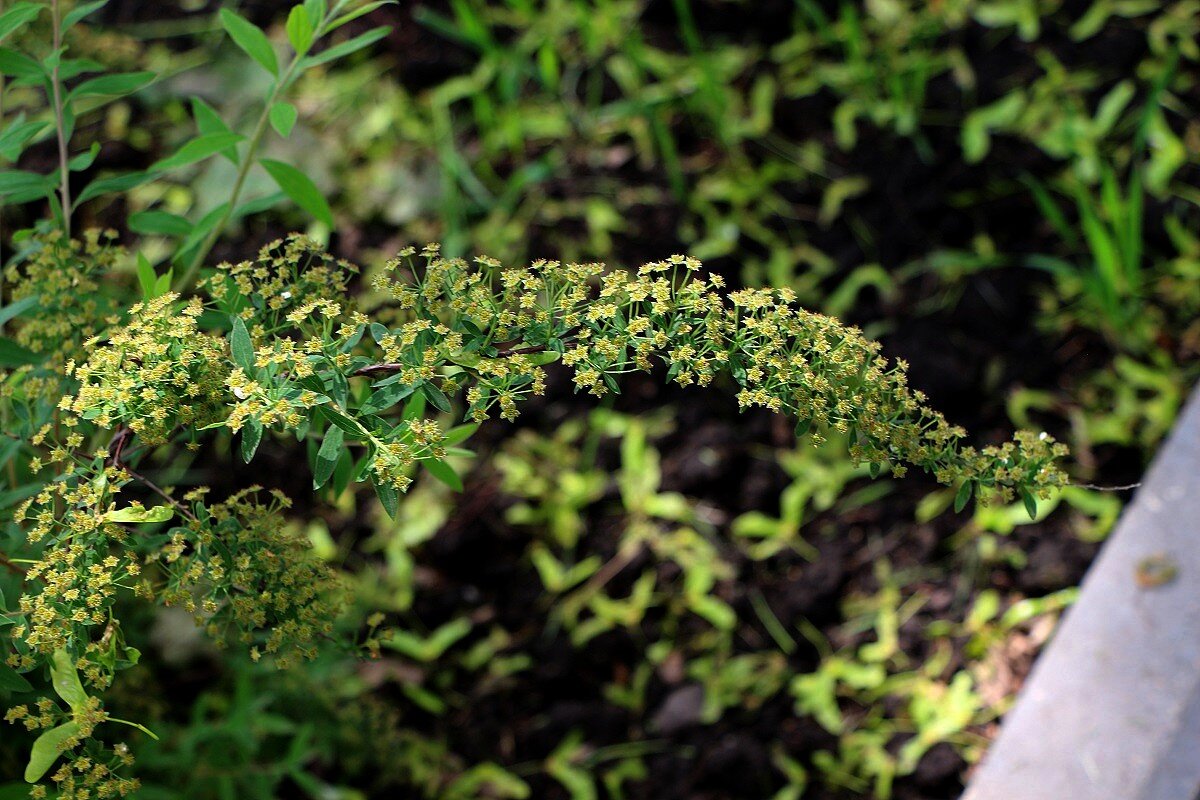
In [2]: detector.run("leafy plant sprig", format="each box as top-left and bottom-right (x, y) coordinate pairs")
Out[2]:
(0, 228), (1066, 791)
(0, 0), (392, 299)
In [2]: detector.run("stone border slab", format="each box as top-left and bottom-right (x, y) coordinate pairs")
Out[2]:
(963, 385), (1200, 800)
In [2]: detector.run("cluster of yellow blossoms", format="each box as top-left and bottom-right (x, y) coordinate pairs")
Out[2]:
(154, 488), (344, 668)
(67, 295), (228, 446)
(1, 233), (1067, 795)
(1, 230), (120, 401)
(369, 247), (1066, 503)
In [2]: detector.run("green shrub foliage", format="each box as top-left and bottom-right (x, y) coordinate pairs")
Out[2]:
(2, 230), (1065, 790)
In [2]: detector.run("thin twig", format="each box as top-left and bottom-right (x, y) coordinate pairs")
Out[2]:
(495, 344), (554, 357)
(0, 551), (26, 575)
(352, 362), (403, 377)
(1071, 481), (1142, 492)
(106, 426), (134, 466)
(50, 0), (72, 235)
(121, 464), (198, 522)
(108, 427), (197, 522)
(352, 341), (565, 378)
(175, 4), (340, 293)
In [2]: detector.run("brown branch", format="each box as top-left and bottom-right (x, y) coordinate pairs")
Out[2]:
(121, 464), (198, 523)
(50, 0), (72, 235)
(108, 427), (197, 523)
(1071, 481), (1142, 492)
(107, 426), (134, 467)
(352, 362), (403, 377)
(0, 551), (26, 575)
(352, 339), (573, 378)
(494, 344), (553, 357)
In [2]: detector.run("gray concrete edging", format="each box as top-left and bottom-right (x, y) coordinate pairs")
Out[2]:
(963, 385), (1200, 800)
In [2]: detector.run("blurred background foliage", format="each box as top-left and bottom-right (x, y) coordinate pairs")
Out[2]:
(2, 0), (1198, 797)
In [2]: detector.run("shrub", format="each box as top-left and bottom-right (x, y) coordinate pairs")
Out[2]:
(0, 1), (1071, 795)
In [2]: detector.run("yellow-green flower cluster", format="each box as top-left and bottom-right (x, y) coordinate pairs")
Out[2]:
(154, 488), (345, 668)
(202, 234), (355, 325)
(41, 744), (140, 800)
(370, 247), (1066, 500)
(68, 294), (229, 445)
(10, 468), (139, 659)
(3, 692), (123, 789)
(2, 234), (1069, 799)
(1, 230), (122, 400)
(367, 418), (448, 491)
(3, 651), (141, 797)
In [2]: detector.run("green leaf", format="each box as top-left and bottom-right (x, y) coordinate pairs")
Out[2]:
(150, 132), (244, 172)
(0, 46), (43, 79)
(443, 423), (478, 447)
(0, 116), (49, 161)
(0, 661), (32, 692)
(423, 458), (463, 492)
(61, 0), (107, 31)
(67, 70), (154, 103)
(229, 316), (255, 371)
(191, 97), (231, 135)
(191, 98), (238, 164)
(136, 253), (156, 299)
(328, 2), (393, 32)
(359, 380), (414, 414)
(154, 269), (173, 297)
(384, 618), (471, 660)
(104, 505), (175, 524)
(300, 26), (389, 68)
(286, 5), (314, 54)
(313, 425), (343, 489)
(0, 337), (41, 368)
(304, 0), (327, 23)
(56, 57), (104, 81)
(1022, 489), (1038, 520)
(233, 191), (285, 219)
(319, 406), (367, 438)
(422, 384), (452, 414)
(240, 419), (263, 463)
(0, 4), (42, 45)
(374, 479), (398, 518)
(0, 295), (37, 328)
(259, 158), (333, 227)
(175, 202), (229, 264)
(961, 92), (1025, 163)
(67, 142), (101, 172)
(0, 170), (55, 202)
(25, 721), (80, 783)
(269, 101), (298, 138)
(129, 210), (192, 238)
(49, 649), (88, 712)
(401, 392), (426, 421)
(954, 481), (974, 514)
(219, 8), (278, 76)
(75, 170), (153, 204)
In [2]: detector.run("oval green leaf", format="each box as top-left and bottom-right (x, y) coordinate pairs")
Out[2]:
(259, 158), (333, 227)
(25, 721), (80, 783)
(103, 505), (175, 524)
(49, 649), (88, 713)
(219, 8), (278, 76)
